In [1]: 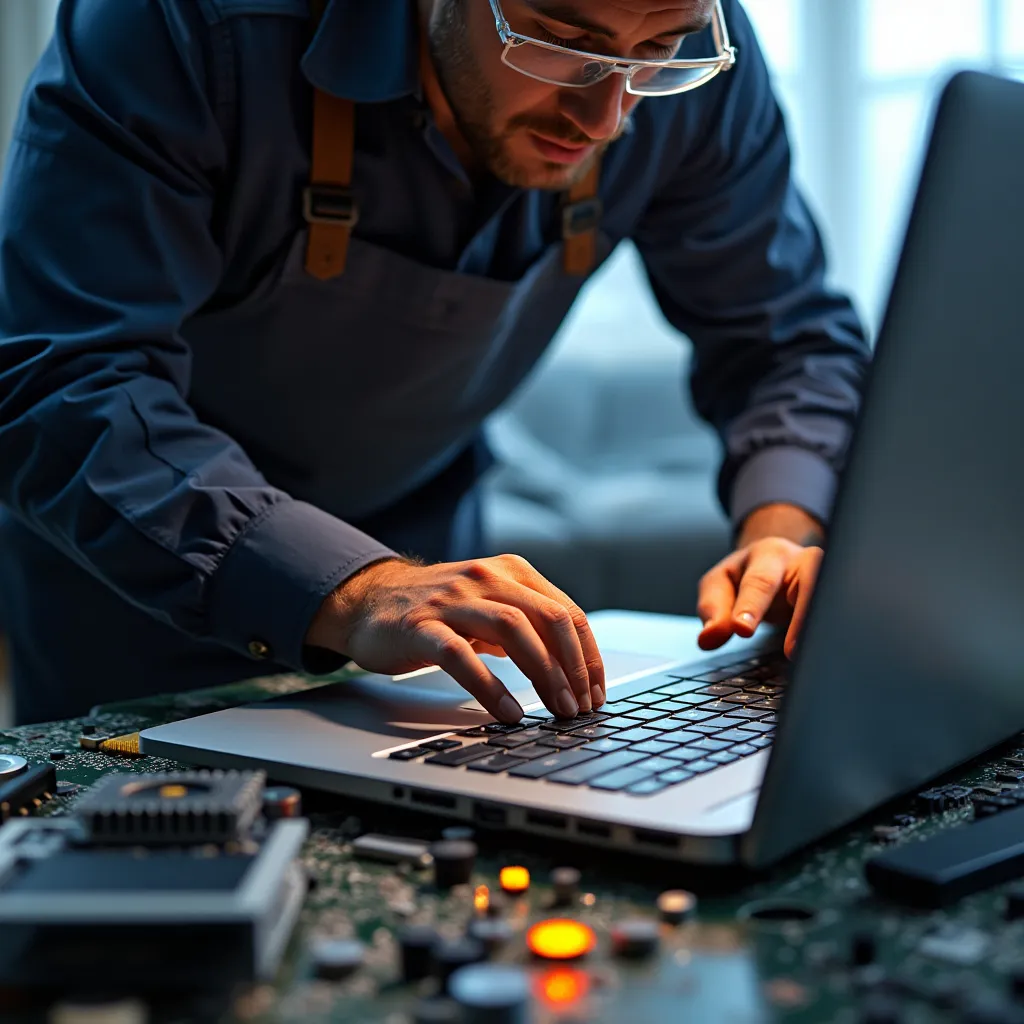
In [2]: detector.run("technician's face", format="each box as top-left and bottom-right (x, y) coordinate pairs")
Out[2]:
(425, 0), (715, 190)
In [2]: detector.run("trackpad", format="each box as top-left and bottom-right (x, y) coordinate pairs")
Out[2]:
(457, 649), (681, 711)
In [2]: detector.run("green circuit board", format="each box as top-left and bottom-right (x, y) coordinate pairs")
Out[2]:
(3, 673), (1024, 1024)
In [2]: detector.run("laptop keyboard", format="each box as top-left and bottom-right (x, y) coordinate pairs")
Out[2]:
(388, 653), (786, 798)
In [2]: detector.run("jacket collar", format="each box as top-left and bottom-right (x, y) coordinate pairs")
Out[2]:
(301, 0), (420, 102)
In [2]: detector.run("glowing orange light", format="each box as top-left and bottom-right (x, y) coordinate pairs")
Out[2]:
(499, 865), (531, 895)
(536, 967), (590, 1008)
(526, 919), (596, 961)
(474, 885), (490, 913)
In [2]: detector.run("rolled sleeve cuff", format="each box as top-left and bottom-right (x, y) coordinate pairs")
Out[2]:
(729, 447), (839, 529)
(206, 500), (397, 671)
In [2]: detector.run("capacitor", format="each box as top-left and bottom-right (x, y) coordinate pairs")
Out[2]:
(550, 866), (581, 906)
(311, 938), (365, 980)
(262, 786), (303, 820)
(449, 963), (530, 1024)
(433, 936), (486, 993)
(467, 917), (514, 955)
(429, 839), (477, 889)
(400, 925), (438, 982)
(48, 751), (66, 762)
(610, 918), (661, 959)
(657, 889), (697, 925)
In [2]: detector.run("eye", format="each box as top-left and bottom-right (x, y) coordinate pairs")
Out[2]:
(536, 28), (582, 49)
(642, 39), (683, 59)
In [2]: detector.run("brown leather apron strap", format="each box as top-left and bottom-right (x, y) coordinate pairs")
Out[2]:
(562, 157), (603, 276)
(304, 0), (358, 280)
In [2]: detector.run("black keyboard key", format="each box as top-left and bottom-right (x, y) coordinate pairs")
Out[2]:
(689, 737), (730, 753)
(742, 684), (784, 696)
(508, 749), (601, 779)
(546, 750), (645, 786)
(672, 746), (715, 762)
(420, 738), (462, 752)
(751, 699), (782, 711)
(709, 751), (740, 765)
(686, 759), (719, 774)
(689, 667), (746, 683)
(651, 680), (700, 697)
(622, 707), (671, 723)
(687, 720), (732, 735)
(634, 756), (678, 775)
(467, 753), (530, 773)
(659, 769), (694, 785)
(390, 747), (429, 760)
(567, 726), (618, 743)
(749, 735), (774, 749)
(760, 713), (778, 725)
(540, 718), (593, 733)
(721, 693), (762, 705)
(583, 738), (629, 754)
(723, 708), (771, 721)
(589, 766), (655, 792)
(630, 739), (674, 756)
(695, 684), (741, 697)
(506, 743), (559, 760)
(656, 729), (705, 747)
(627, 778), (671, 796)
(644, 718), (689, 733)
(736, 720), (774, 734)
(486, 728), (547, 749)
(458, 727), (490, 737)
(717, 728), (758, 744)
(484, 722), (526, 734)
(539, 734), (588, 751)
(731, 742), (758, 756)
(675, 708), (720, 724)
(615, 726), (665, 744)
(425, 743), (492, 766)
(699, 701), (736, 715)
(597, 716), (644, 730)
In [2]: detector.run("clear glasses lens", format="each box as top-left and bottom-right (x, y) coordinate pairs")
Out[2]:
(504, 46), (722, 95)
(627, 64), (720, 95)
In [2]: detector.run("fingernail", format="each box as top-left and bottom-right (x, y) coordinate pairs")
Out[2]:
(497, 694), (523, 724)
(556, 691), (579, 719)
(592, 684), (606, 707)
(738, 612), (755, 625)
(577, 689), (592, 713)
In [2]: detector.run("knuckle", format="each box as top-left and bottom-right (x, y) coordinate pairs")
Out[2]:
(435, 635), (466, 665)
(742, 573), (778, 597)
(499, 552), (533, 574)
(493, 606), (527, 633)
(463, 560), (498, 585)
(540, 604), (573, 633)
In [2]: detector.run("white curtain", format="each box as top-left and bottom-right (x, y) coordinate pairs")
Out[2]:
(0, 0), (59, 159)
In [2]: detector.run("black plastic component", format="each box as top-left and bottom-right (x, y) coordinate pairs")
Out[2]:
(48, 751), (66, 761)
(0, 763), (56, 822)
(610, 918), (660, 959)
(867, 803), (1024, 906)
(551, 866), (581, 906)
(400, 925), (438, 982)
(466, 917), (513, 955)
(312, 938), (365, 980)
(432, 937), (485, 992)
(262, 786), (302, 820)
(916, 789), (948, 814)
(1006, 887), (1024, 921)
(852, 931), (877, 966)
(430, 840), (477, 890)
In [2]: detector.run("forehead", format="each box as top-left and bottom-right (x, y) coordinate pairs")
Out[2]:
(520, 0), (716, 37)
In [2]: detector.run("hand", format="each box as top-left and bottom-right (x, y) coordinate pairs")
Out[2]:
(306, 555), (605, 724)
(697, 538), (823, 659)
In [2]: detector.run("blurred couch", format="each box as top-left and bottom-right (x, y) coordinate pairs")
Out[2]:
(482, 244), (731, 616)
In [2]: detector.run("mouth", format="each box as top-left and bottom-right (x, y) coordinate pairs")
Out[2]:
(528, 131), (596, 166)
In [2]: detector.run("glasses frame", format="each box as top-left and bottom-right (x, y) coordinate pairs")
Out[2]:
(487, 0), (738, 97)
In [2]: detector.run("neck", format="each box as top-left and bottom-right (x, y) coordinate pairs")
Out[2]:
(417, 0), (481, 176)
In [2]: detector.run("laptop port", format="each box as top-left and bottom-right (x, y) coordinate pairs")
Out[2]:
(473, 803), (507, 826)
(410, 789), (457, 810)
(632, 828), (678, 850)
(576, 821), (611, 839)
(526, 811), (567, 830)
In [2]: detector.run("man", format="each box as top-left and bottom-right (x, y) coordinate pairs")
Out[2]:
(0, 0), (868, 725)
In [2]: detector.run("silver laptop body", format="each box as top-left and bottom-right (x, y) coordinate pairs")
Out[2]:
(142, 72), (1024, 868)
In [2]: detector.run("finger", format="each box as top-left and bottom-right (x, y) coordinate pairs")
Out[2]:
(731, 545), (790, 637)
(413, 622), (523, 723)
(443, 602), (579, 720)
(470, 640), (508, 658)
(696, 552), (745, 650)
(784, 550), (822, 659)
(497, 557), (606, 709)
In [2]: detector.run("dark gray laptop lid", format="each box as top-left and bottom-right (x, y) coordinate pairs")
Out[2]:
(744, 71), (1024, 867)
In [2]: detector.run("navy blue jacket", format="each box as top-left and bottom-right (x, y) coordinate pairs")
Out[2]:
(0, 0), (869, 721)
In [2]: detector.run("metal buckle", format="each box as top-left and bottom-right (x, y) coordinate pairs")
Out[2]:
(562, 197), (603, 239)
(303, 185), (360, 227)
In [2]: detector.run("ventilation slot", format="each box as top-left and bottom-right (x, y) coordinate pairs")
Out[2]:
(526, 811), (567, 830)
(410, 789), (457, 810)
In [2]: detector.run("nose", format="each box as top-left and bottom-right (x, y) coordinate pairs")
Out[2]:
(560, 73), (631, 142)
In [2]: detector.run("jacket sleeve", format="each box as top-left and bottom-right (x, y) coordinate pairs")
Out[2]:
(632, 0), (871, 531)
(0, 0), (395, 670)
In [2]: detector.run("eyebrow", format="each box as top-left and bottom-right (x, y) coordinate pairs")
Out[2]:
(525, 2), (712, 40)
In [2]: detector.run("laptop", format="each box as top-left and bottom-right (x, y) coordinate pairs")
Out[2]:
(141, 71), (1024, 868)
